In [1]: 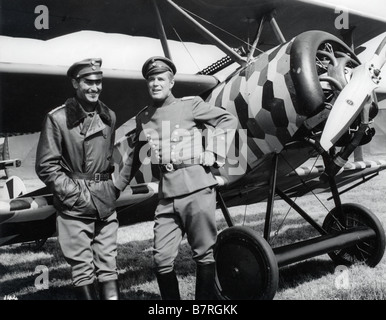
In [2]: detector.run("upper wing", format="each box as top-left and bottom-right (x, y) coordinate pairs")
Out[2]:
(1, 0), (385, 48)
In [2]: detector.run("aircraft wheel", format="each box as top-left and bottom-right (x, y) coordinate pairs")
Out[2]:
(214, 226), (279, 300)
(322, 203), (386, 267)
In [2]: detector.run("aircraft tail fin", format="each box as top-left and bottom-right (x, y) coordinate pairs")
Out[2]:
(0, 175), (27, 200)
(1, 133), (40, 180)
(1, 133), (45, 195)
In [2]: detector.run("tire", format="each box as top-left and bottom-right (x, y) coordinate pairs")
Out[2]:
(214, 226), (279, 300)
(322, 203), (386, 267)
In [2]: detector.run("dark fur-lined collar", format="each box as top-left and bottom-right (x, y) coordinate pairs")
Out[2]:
(65, 97), (112, 128)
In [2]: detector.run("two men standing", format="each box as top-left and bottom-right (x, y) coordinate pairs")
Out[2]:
(36, 55), (237, 300)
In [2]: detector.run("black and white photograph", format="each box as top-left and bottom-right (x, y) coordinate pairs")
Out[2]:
(1, 0), (386, 307)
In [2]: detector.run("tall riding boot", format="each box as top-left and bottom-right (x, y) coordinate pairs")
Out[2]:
(156, 270), (181, 300)
(99, 280), (120, 300)
(195, 263), (217, 300)
(74, 283), (98, 300)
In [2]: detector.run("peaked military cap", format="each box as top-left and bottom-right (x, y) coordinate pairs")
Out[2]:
(67, 58), (103, 80)
(142, 56), (177, 79)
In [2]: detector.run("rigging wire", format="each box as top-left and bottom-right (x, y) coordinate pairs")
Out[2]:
(171, 27), (202, 72)
(159, 3), (266, 72)
(179, 6), (264, 55)
(270, 153), (330, 243)
(155, 3), (203, 72)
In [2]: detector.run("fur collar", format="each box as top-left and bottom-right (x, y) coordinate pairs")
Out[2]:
(65, 97), (112, 128)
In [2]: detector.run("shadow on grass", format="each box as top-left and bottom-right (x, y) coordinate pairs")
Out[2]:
(0, 211), (354, 300)
(277, 259), (336, 291)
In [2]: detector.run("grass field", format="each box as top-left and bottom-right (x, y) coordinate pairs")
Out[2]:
(1, 156), (386, 300)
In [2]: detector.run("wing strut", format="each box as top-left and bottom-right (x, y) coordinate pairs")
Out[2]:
(163, 0), (246, 67)
(152, 0), (172, 60)
(247, 10), (285, 61)
(247, 15), (266, 61)
(269, 11), (286, 44)
(264, 153), (279, 242)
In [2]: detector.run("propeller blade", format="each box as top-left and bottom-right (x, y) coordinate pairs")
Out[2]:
(320, 36), (386, 151)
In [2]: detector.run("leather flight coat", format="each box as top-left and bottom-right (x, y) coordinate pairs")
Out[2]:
(36, 97), (118, 220)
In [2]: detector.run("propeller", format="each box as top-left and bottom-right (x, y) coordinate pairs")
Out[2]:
(320, 36), (386, 152)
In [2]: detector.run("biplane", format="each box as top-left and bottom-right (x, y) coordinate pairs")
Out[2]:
(1, 0), (386, 300)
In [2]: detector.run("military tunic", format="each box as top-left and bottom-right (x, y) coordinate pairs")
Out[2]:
(116, 96), (238, 273)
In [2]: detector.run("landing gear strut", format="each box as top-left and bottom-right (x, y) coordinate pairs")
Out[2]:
(214, 153), (385, 300)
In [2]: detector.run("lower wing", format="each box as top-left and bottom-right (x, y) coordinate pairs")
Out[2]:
(0, 180), (159, 247)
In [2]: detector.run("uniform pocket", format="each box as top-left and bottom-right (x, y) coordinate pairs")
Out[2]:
(58, 178), (79, 208)
(88, 180), (117, 218)
(69, 180), (93, 211)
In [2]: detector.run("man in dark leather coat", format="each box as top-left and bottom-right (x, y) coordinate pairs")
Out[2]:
(36, 58), (120, 300)
(115, 56), (238, 300)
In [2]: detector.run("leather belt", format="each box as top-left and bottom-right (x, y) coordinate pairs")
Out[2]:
(67, 172), (111, 182)
(159, 163), (198, 173)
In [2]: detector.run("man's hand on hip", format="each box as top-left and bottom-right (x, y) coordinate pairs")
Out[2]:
(199, 151), (216, 167)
